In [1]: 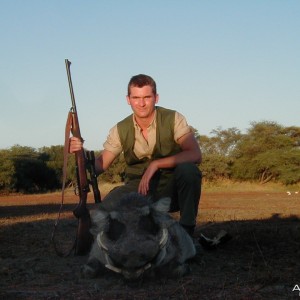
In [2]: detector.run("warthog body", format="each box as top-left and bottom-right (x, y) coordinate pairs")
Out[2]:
(83, 192), (196, 280)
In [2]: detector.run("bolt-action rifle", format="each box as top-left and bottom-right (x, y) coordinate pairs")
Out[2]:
(52, 59), (101, 256)
(66, 59), (89, 255)
(65, 59), (101, 255)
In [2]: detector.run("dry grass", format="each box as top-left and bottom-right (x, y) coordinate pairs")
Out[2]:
(0, 182), (300, 299)
(203, 179), (300, 193)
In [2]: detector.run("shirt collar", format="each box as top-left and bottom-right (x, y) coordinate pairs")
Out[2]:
(132, 109), (157, 130)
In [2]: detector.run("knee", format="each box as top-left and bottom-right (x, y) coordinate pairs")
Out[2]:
(174, 163), (202, 183)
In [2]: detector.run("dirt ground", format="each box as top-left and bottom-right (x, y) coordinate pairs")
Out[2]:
(0, 188), (300, 299)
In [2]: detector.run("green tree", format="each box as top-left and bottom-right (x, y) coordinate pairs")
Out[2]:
(9, 145), (58, 193)
(0, 145), (64, 193)
(232, 121), (300, 184)
(199, 128), (242, 181)
(100, 152), (126, 183)
(0, 149), (16, 191)
(39, 145), (76, 186)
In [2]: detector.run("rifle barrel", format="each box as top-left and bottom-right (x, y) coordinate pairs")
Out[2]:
(65, 59), (77, 112)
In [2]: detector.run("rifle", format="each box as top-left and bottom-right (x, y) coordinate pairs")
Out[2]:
(65, 59), (101, 255)
(52, 59), (101, 256)
(86, 150), (101, 204)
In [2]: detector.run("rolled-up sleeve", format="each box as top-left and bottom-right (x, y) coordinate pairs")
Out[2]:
(174, 112), (192, 142)
(103, 125), (123, 156)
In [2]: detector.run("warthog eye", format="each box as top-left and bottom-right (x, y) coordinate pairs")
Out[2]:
(107, 218), (126, 241)
(138, 215), (159, 235)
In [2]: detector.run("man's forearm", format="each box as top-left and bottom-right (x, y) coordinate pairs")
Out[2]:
(95, 161), (104, 176)
(95, 150), (118, 175)
(153, 149), (202, 170)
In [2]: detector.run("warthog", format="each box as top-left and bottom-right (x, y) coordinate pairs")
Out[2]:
(82, 192), (196, 280)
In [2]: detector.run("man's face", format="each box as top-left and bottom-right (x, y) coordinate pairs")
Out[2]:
(126, 85), (159, 120)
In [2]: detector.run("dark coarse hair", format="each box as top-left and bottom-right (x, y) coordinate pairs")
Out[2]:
(127, 74), (157, 96)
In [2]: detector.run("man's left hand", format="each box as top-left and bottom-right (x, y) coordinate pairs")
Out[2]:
(138, 161), (158, 195)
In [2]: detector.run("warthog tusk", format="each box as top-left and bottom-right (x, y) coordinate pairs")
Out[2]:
(96, 234), (122, 274)
(159, 228), (168, 249)
(105, 262), (122, 274)
(122, 263), (152, 279)
(97, 232), (108, 251)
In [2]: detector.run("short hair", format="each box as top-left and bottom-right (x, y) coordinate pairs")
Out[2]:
(127, 74), (157, 96)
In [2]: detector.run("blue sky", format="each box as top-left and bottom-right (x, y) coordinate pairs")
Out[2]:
(1, 1), (299, 150)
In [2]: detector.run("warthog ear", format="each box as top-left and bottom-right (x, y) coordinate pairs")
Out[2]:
(152, 197), (171, 213)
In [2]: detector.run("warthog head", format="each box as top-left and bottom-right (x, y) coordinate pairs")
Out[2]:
(83, 192), (195, 280)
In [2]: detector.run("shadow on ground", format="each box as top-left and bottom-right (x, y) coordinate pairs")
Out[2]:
(0, 203), (300, 299)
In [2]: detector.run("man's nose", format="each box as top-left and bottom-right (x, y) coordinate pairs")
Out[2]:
(138, 98), (146, 106)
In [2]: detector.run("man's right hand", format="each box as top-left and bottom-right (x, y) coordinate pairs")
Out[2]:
(69, 136), (83, 153)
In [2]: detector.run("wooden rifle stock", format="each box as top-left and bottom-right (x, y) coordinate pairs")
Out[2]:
(65, 59), (93, 255)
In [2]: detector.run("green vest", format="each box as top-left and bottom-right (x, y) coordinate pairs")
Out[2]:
(117, 106), (182, 179)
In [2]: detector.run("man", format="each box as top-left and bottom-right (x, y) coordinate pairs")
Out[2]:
(70, 74), (202, 236)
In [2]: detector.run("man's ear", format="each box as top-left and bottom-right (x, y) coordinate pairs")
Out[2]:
(126, 95), (131, 105)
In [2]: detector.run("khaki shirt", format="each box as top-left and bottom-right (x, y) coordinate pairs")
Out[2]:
(103, 110), (192, 159)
